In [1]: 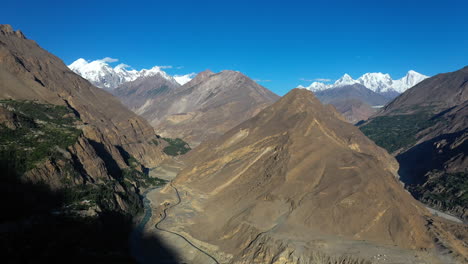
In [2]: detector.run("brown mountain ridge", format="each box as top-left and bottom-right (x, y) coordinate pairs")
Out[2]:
(150, 88), (467, 263)
(112, 69), (280, 146)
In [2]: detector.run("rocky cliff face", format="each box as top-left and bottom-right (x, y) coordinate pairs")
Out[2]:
(0, 24), (166, 172)
(154, 89), (467, 263)
(112, 69), (279, 146)
(0, 25), (170, 259)
(360, 66), (468, 221)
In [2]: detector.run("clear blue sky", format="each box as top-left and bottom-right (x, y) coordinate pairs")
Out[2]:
(4, 0), (468, 95)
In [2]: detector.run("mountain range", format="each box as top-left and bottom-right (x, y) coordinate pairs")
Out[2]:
(299, 70), (429, 98)
(112, 69), (279, 146)
(70, 58), (280, 146)
(68, 58), (195, 89)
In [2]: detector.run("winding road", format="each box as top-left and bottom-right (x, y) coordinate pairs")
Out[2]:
(154, 182), (220, 264)
(133, 181), (220, 264)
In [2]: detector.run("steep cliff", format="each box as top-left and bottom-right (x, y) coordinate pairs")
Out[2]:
(0, 24), (169, 260)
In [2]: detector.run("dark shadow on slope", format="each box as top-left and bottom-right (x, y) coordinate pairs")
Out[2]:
(116, 145), (132, 164)
(132, 232), (182, 264)
(88, 139), (122, 178)
(429, 106), (457, 121)
(63, 99), (81, 119)
(0, 161), (180, 263)
(396, 130), (467, 185)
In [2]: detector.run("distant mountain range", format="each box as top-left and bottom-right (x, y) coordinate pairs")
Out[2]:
(68, 58), (195, 89)
(299, 70), (429, 98)
(69, 58), (280, 146)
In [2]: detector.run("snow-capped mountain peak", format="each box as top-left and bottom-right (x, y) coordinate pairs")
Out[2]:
(68, 58), (192, 89)
(309, 82), (332, 91)
(68, 58), (88, 69)
(357, 72), (393, 93)
(334, 74), (358, 87)
(392, 70), (429, 93)
(299, 70), (429, 95)
(174, 73), (196, 85)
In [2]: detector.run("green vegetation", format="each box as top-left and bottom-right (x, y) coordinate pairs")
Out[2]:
(0, 100), (81, 176)
(0, 102), (165, 260)
(162, 137), (191, 156)
(0, 100), (168, 216)
(0, 99), (78, 125)
(411, 172), (468, 210)
(121, 167), (167, 188)
(62, 183), (114, 210)
(359, 110), (438, 153)
(121, 155), (168, 189)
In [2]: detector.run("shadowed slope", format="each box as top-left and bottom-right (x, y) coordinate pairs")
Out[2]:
(361, 66), (468, 220)
(0, 24), (176, 261)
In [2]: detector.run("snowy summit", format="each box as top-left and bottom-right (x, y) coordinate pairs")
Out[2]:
(299, 70), (429, 95)
(68, 58), (194, 89)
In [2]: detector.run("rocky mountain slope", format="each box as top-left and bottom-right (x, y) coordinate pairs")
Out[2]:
(154, 89), (467, 263)
(113, 69), (279, 146)
(315, 83), (389, 106)
(328, 98), (378, 123)
(300, 70), (429, 97)
(111, 73), (182, 115)
(360, 66), (468, 221)
(0, 24), (170, 260)
(313, 83), (389, 123)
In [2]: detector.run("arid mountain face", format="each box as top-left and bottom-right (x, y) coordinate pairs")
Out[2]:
(111, 73), (181, 115)
(0, 25), (168, 259)
(113, 69), (279, 146)
(329, 98), (378, 123)
(315, 83), (390, 106)
(157, 89), (468, 263)
(313, 84), (390, 123)
(360, 66), (468, 221)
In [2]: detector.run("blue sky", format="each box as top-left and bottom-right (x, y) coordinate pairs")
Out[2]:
(4, 0), (468, 95)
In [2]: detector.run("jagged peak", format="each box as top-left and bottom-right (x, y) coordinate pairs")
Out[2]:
(0, 24), (14, 33)
(298, 70), (429, 94)
(0, 24), (27, 39)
